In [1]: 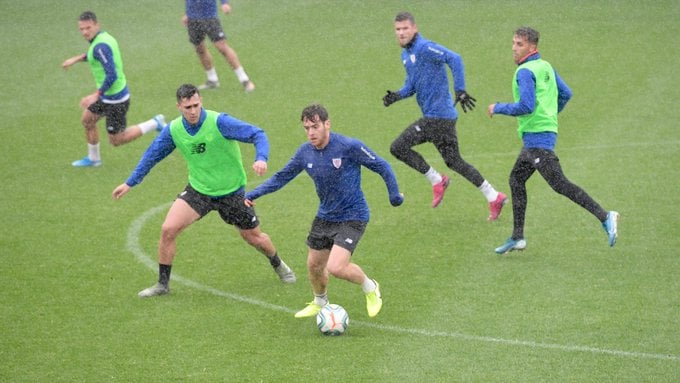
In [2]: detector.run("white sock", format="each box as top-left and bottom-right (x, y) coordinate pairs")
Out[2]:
(206, 67), (218, 82)
(425, 167), (443, 185)
(234, 66), (249, 83)
(138, 118), (158, 135)
(313, 292), (328, 306)
(478, 180), (499, 202)
(361, 277), (377, 294)
(88, 143), (100, 162)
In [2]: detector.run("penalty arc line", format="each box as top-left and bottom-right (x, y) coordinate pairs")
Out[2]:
(127, 203), (679, 362)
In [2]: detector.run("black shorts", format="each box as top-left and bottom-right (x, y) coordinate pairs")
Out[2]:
(178, 184), (259, 230)
(187, 18), (227, 45)
(306, 217), (367, 253)
(87, 99), (130, 134)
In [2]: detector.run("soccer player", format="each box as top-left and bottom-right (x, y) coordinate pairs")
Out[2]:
(183, 0), (255, 92)
(62, 11), (165, 167)
(112, 84), (295, 297)
(245, 104), (404, 318)
(383, 12), (507, 220)
(487, 27), (619, 253)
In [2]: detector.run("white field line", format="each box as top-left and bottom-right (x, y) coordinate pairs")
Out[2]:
(127, 202), (678, 363)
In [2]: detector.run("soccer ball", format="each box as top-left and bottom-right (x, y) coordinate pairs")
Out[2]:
(316, 304), (349, 336)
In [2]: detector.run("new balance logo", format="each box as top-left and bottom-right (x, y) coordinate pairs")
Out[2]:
(191, 142), (206, 154)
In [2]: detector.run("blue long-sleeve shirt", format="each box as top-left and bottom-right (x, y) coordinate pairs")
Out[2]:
(125, 109), (269, 188)
(396, 33), (466, 120)
(186, 0), (228, 19)
(493, 53), (573, 150)
(89, 33), (129, 102)
(245, 133), (402, 222)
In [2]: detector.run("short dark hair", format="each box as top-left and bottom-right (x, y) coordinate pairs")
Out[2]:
(300, 104), (329, 122)
(176, 83), (200, 102)
(79, 11), (97, 23)
(515, 27), (540, 45)
(395, 11), (415, 24)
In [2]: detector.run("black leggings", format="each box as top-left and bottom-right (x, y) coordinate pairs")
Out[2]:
(390, 117), (484, 187)
(509, 148), (607, 239)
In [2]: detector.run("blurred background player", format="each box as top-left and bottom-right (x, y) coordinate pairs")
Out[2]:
(246, 104), (404, 318)
(183, 0), (255, 92)
(62, 11), (165, 167)
(112, 84), (295, 297)
(487, 27), (619, 253)
(383, 11), (506, 220)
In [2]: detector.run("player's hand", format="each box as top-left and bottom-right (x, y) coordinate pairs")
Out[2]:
(244, 198), (255, 207)
(455, 91), (477, 113)
(383, 90), (401, 107)
(390, 193), (404, 207)
(487, 104), (496, 118)
(221, 3), (231, 14)
(252, 160), (267, 176)
(112, 184), (131, 200)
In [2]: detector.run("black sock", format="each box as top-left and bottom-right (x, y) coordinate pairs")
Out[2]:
(159, 264), (172, 286)
(268, 253), (281, 268)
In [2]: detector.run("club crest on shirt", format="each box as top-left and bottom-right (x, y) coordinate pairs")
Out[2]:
(332, 158), (342, 169)
(410, 54), (416, 63)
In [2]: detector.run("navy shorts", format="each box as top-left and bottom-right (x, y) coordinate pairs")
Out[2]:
(306, 217), (367, 253)
(87, 99), (130, 134)
(178, 184), (259, 230)
(187, 18), (227, 45)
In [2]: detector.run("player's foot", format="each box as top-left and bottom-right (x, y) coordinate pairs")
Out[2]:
(602, 211), (619, 247)
(494, 237), (527, 254)
(365, 280), (382, 318)
(153, 114), (166, 132)
(197, 80), (220, 90)
(138, 283), (169, 298)
(71, 156), (101, 167)
(242, 80), (255, 93)
(274, 261), (296, 284)
(294, 302), (322, 318)
(488, 192), (508, 221)
(432, 175), (450, 208)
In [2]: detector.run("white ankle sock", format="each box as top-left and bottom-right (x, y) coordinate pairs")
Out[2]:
(361, 278), (376, 294)
(478, 180), (499, 202)
(234, 66), (249, 83)
(425, 167), (442, 185)
(206, 67), (218, 82)
(88, 143), (100, 161)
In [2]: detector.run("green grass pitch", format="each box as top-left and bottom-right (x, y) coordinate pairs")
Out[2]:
(1, 0), (679, 381)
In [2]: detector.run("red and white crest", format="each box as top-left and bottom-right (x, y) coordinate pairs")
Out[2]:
(332, 158), (342, 169)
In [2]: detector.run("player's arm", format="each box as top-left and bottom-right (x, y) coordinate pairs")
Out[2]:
(217, 113), (270, 175)
(113, 129), (176, 200)
(61, 53), (87, 69)
(555, 70), (572, 112)
(245, 150), (304, 203)
(92, 43), (118, 95)
(489, 68), (536, 117)
(352, 140), (403, 206)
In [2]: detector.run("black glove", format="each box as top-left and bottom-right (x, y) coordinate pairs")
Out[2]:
(383, 90), (401, 107)
(455, 90), (477, 113)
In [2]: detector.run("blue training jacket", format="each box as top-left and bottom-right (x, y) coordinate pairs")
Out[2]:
(246, 132), (402, 222)
(397, 33), (466, 120)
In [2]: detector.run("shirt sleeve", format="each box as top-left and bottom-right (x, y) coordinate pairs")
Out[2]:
(493, 68), (536, 116)
(554, 70), (572, 112)
(434, 43), (466, 92)
(350, 139), (402, 202)
(245, 148), (304, 201)
(91, 42), (118, 94)
(125, 128), (176, 186)
(216, 113), (269, 162)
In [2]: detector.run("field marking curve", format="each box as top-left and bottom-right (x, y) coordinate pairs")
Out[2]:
(127, 203), (679, 362)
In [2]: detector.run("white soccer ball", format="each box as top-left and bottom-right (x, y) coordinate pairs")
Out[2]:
(316, 304), (349, 336)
